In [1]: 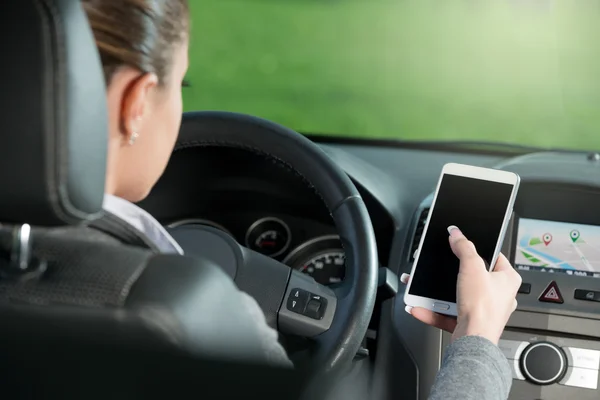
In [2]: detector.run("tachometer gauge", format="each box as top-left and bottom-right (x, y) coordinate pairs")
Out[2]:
(284, 235), (345, 285)
(245, 217), (291, 257)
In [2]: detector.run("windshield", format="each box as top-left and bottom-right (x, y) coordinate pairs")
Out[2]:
(184, 1), (600, 151)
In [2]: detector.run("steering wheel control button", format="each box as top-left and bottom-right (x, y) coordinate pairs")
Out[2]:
(518, 283), (531, 294)
(278, 271), (338, 337)
(560, 367), (599, 390)
(520, 342), (567, 385)
(565, 347), (600, 370)
(303, 294), (328, 320)
(433, 302), (450, 311)
(285, 288), (328, 320)
(305, 299), (321, 316)
(498, 339), (529, 360)
(286, 288), (309, 313)
(538, 281), (564, 304)
(574, 289), (600, 303)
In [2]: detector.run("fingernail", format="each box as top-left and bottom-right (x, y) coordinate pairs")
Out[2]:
(400, 273), (410, 284)
(447, 225), (462, 237)
(405, 305), (413, 314)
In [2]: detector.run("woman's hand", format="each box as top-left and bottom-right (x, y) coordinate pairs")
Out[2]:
(402, 225), (522, 345)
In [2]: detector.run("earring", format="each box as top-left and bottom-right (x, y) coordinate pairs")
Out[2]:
(129, 131), (139, 145)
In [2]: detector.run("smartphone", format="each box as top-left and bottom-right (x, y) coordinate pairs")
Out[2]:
(404, 163), (520, 316)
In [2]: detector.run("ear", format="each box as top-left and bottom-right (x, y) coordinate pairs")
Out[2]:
(120, 72), (159, 143)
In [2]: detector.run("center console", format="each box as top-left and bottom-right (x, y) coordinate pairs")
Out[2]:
(392, 152), (600, 400)
(438, 181), (600, 399)
(502, 182), (600, 398)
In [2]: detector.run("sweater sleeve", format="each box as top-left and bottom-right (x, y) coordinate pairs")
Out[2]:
(428, 335), (513, 400)
(238, 291), (294, 368)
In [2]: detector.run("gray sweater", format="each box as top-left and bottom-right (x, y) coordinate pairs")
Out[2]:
(323, 333), (512, 400)
(429, 335), (513, 400)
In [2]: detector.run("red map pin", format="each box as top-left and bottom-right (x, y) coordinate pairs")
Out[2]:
(543, 233), (552, 246)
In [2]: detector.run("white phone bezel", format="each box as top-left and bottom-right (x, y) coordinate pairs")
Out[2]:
(403, 163), (521, 317)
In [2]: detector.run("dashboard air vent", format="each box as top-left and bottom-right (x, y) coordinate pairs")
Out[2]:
(410, 207), (430, 261)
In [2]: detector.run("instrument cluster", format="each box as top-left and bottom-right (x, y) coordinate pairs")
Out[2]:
(168, 216), (345, 286)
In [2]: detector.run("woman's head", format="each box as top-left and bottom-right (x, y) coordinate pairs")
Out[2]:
(82, 0), (190, 202)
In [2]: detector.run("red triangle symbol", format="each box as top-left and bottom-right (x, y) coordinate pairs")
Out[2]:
(539, 281), (564, 304)
(545, 287), (559, 299)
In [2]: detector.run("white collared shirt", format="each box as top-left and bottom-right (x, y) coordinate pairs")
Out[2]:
(102, 194), (183, 254)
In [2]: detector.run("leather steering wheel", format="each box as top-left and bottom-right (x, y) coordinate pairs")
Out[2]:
(168, 111), (379, 381)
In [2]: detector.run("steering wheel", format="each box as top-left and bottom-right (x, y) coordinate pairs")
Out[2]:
(167, 111), (379, 381)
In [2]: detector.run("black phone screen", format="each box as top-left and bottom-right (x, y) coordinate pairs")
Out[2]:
(408, 174), (515, 303)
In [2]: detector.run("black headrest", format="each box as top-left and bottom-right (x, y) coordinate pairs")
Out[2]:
(0, 0), (107, 226)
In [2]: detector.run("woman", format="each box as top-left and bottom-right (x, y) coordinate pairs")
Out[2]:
(82, 0), (292, 368)
(82, 1), (521, 398)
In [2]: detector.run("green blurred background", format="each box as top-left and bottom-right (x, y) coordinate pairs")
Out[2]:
(183, 0), (600, 151)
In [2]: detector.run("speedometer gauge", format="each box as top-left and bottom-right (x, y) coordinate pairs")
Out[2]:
(283, 235), (345, 285)
(297, 251), (345, 285)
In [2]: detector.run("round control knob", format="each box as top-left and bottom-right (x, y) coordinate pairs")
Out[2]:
(520, 342), (567, 385)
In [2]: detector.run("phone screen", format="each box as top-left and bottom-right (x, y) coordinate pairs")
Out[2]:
(408, 174), (515, 303)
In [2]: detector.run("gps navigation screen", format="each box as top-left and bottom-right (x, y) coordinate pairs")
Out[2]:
(515, 218), (600, 278)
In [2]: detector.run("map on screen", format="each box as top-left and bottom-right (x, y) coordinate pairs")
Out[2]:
(515, 218), (600, 277)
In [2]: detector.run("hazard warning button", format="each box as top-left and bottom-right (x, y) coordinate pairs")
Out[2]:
(539, 281), (564, 304)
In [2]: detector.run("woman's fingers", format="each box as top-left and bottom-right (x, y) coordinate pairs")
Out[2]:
(402, 273), (457, 332)
(448, 226), (479, 261)
(400, 273), (410, 284)
(407, 307), (457, 333)
(492, 253), (512, 272)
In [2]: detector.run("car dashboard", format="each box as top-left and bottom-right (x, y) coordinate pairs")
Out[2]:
(139, 140), (600, 400)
